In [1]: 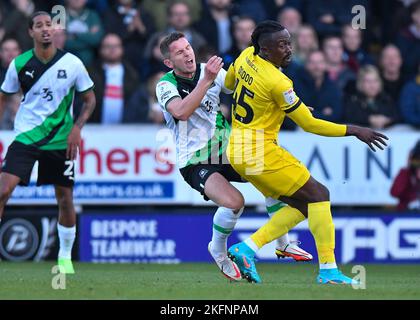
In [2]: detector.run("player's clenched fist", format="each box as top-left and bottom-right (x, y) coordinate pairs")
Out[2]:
(204, 56), (224, 82)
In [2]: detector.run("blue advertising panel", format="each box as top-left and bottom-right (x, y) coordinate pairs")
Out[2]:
(80, 212), (420, 264)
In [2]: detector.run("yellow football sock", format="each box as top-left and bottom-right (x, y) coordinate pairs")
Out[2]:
(308, 201), (336, 265)
(250, 206), (305, 248)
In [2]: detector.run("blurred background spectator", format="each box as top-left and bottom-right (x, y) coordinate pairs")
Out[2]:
(399, 61), (420, 128)
(294, 50), (343, 122)
(277, 6), (302, 37)
(65, 0), (104, 67)
(52, 28), (67, 50)
(0, 38), (21, 130)
(395, 1), (420, 80)
(341, 24), (374, 73)
(391, 140), (420, 210)
(222, 15), (255, 65)
(343, 65), (400, 129)
(3, 0), (36, 51)
(322, 35), (356, 93)
(305, 0), (369, 38)
(262, 0), (304, 21)
(143, 31), (170, 80)
(0, 0), (419, 129)
(232, 0), (267, 23)
(143, 0), (202, 32)
(126, 71), (166, 124)
(103, 0), (155, 71)
(194, 0), (234, 55)
(379, 44), (404, 105)
(292, 25), (319, 66)
(87, 33), (139, 124)
(162, 1), (206, 52)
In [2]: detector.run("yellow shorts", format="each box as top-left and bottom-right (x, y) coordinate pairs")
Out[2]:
(227, 140), (310, 198)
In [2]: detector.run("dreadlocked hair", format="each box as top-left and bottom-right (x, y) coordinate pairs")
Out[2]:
(251, 20), (285, 55)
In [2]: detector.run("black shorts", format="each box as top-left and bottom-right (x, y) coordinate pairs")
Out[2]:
(1, 141), (75, 187)
(180, 162), (245, 201)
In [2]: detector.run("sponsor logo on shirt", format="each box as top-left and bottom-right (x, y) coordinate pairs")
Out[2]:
(199, 169), (208, 179)
(282, 88), (297, 105)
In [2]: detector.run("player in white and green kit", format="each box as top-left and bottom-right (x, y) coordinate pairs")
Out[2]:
(156, 32), (312, 281)
(0, 12), (96, 273)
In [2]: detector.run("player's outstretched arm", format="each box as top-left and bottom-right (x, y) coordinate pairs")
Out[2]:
(287, 103), (388, 152)
(166, 56), (223, 121)
(67, 90), (96, 160)
(345, 125), (389, 152)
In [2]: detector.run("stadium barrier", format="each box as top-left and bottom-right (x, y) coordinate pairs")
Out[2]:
(0, 210), (72, 262)
(1, 125), (419, 206)
(79, 211), (420, 264)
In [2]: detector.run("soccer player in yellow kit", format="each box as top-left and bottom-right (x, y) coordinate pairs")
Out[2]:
(225, 21), (388, 284)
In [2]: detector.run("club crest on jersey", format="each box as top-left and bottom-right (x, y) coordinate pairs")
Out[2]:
(57, 69), (67, 79)
(199, 169), (209, 179)
(282, 88), (297, 105)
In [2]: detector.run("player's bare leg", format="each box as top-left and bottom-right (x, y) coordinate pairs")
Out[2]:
(55, 185), (76, 274)
(0, 172), (21, 221)
(204, 172), (244, 281)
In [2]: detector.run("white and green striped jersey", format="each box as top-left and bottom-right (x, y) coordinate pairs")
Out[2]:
(0, 49), (94, 150)
(156, 63), (232, 168)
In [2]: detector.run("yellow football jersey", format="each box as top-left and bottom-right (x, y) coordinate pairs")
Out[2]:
(225, 46), (302, 141)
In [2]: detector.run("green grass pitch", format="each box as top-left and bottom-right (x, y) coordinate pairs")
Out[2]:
(0, 262), (419, 300)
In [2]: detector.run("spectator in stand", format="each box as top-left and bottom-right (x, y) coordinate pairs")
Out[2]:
(293, 25), (319, 66)
(142, 31), (170, 80)
(231, 0), (267, 23)
(294, 50), (342, 122)
(379, 44), (405, 105)
(222, 15), (255, 65)
(87, 34), (139, 124)
(0, 38), (21, 130)
(0, 39), (21, 80)
(391, 140), (420, 211)
(343, 65), (400, 129)
(395, 0), (420, 80)
(277, 6), (301, 37)
(103, 0), (155, 71)
(341, 24), (374, 74)
(52, 28), (67, 50)
(126, 71), (166, 124)
(322, 35), (355, 93)
(2, 0), (35, 51)
(64, 0), (104, 67)
(194, 0), (234, 55)
(0, 2), (11, 44)
(143, 0), (202, 32)
(262, 0), (304, 21)
(163, 1), (206, 52)
(399, 61), (420, 128)
(305, 0), (369, 38)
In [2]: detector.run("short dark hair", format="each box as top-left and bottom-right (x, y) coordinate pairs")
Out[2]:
(28, 11), (51, 29)
(251, 20), (285, 55)
(160, 32), (185, 59)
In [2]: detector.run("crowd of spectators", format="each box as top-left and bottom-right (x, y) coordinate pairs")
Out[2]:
(0, 0), (419, 130)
